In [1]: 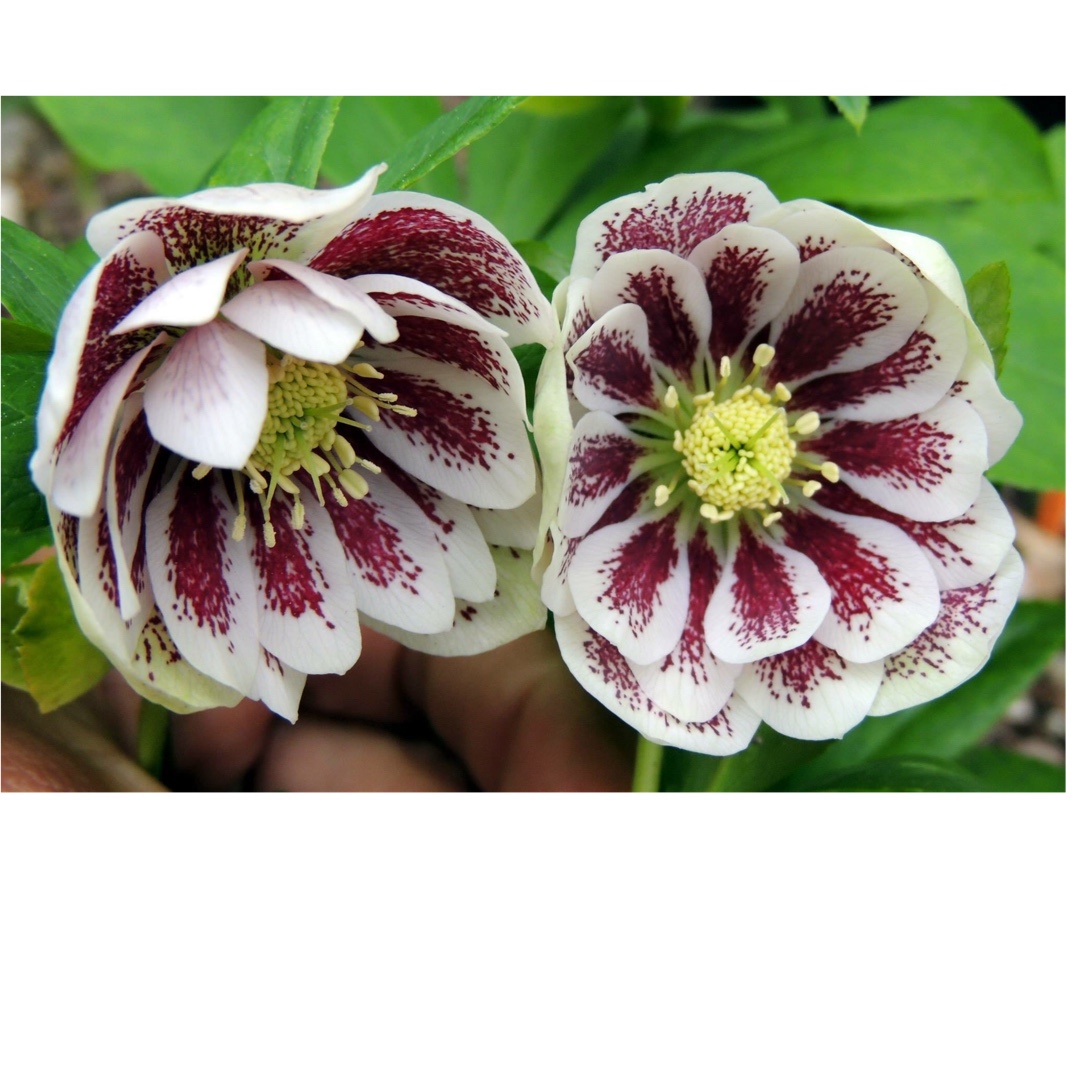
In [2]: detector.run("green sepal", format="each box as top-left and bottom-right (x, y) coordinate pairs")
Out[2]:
(3, 556), (111, 712)
(966, 261), (1011, 376)
(206, 96), (342, 188)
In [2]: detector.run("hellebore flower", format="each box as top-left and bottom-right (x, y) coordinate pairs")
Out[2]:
(535, 173), (1023, 754)
(33, 166), (555, 718)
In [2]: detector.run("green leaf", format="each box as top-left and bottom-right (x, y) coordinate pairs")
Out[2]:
(2, 321), (55, 567)
(661, 725), (828, 792)
(322, 97), (460, 200)
(513, 239), (570, 296)
(783, 601), (1065, 791)
(34, 96), (267, 195)
(957, 747), (1065, 793)
(805, 756), (987, 792)
(1, 571), (35, 688)
(206, 96), (341, 188)
(11, 556), (111, 712)
(749, 97), (1053, 207)
(1044, 125), (1065, 199)
(830, 96), (870, 133)
(1, 218), (87, 336)
(965, 261), (1011, 376)
(872, 200), (1064, 491)
(381, 96), (527, 192)
(467, 98), (632, 241)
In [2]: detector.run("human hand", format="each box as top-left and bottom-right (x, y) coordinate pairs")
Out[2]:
(2, 629), (634, 792)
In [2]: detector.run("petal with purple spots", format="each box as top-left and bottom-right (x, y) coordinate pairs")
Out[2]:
(560, 412), (651, 540)
(570, 172), (778, 276)
(142, 319), (268, 470)
(792, 287), (966, 422)
(768, 247), (928, 387)
(803, 395), (987, 522)
(567, 511), (689, 665)
(705, 521), (830, 664)
(687, 222), (800, 364)
(144, 467), (259, 693)
(567, 303), (664, 414)
(363, 359), (536, 510)
(589, 250), (711, 387)
(556, 612), (760, 755)
(780, 505), (940, 664)
(871, 547), (1024, 716)
(248, 485), (361, 676)
(737, 638), (885, 741)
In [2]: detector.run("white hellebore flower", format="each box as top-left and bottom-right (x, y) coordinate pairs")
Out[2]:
(536, 173), (1023, 755)
(33, 166), (556, 719)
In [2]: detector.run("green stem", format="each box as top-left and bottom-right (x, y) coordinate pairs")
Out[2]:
(136, 699), (170, 779)
(632, 736), (665, 792)
(705, 755), (733, 792)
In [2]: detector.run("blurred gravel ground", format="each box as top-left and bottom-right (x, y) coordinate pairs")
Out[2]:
(1, 102), (1065, 768)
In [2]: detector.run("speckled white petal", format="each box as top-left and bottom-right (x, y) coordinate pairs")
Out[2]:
(571, 172), (779, 277)
(366, 544), (546, 657)
(588, 249), (712, 389)
(780, 505), (941, 664)
(111, 249), (248, 334)
(51, 333), (167, 517)
(144, 467), (260, 694)
(221, 279), (364, 364)
(870, 547), (1024, 716)
(142, 320), (268, 469)
(705, 522), (830, 664)
(248, 259), (399, 344)
(804, 394), (988, 523)
(687, 222), (801, 362)
(560, 412), (651, 540)
(248, 484), (361, 676)
(769, 246), (928, 387)
(556, 612), (760, 755)
(793, 287), (967, 423)
(737, 639), (884, 741)
(252, 649), (307, 723)
(567, 513), (689, 665)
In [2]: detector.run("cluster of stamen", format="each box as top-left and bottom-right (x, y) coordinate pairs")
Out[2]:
(193, 353), (416, 547)
(652, 344), (840, 528)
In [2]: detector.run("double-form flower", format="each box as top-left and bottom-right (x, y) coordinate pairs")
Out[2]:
(33, 166), (555, 718)
(536, 173), (1023, 754)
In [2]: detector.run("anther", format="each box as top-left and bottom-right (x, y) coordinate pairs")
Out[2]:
(192, 463), (213, 480)
(821, 462), (841, 483)
(752, 343), (776, 368)
(802, 480), (822, 498)
(773, 382), (792, 403)
(793, 412), (821, 436)
(762, 511), (782, 528)
(664, 385), (679, 410)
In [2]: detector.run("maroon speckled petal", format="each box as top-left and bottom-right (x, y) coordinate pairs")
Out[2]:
(767, 247), (927, 388)
(571, 173), (779, 277)
(588, 250), (711, 388)
(567, 303), (664, 414)
(560, 412), (650, 540)
(556, 611), (760, 754)
(144, 467), (259, 693)
(308, 191), (554, 347)
(246, 485), (360, 676)
(802, 395), (987, 523)
(705, 521), (830, 664)
(871, 547), (1024, 715)
(567, 511), (689, 665)
(780, 505), (940, 664)
(688, 222), (800, 364)
(738, 638), (884, 741)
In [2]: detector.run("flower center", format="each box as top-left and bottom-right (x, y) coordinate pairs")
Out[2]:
(650, 345), (840, 528)
(249, 358), (350, 477)
(192, 353), (417, 548)
(679, 387), (795, 517)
